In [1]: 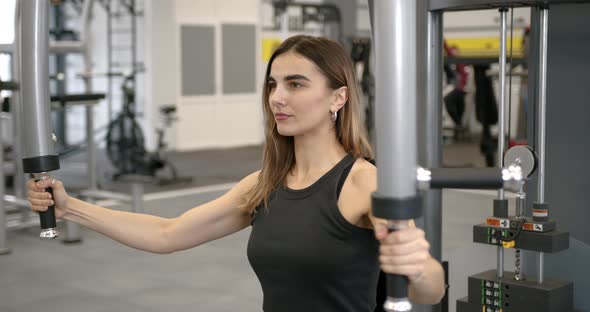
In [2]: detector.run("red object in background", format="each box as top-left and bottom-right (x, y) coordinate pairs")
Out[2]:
(444, 40), (468, 91)
(509, 139), (528, 148)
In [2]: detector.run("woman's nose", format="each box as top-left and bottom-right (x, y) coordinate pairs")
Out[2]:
(270, 85), (287, 106)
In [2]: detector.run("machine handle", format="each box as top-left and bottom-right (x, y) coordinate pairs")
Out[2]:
(35, 177), (58, 239)
(383, 225), (413, 312)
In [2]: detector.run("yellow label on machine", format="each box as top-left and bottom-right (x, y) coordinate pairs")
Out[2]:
(262, 38), (282, 61)
(446, 36), (524, 58)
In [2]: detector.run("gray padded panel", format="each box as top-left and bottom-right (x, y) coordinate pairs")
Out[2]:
(221, 24), (256, 94)
(181, 25), (215, 96)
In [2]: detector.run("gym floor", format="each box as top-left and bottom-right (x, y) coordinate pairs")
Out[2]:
(1, 140), (504, 312)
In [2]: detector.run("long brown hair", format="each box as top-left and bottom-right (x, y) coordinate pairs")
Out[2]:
(242, 35), (373, 213)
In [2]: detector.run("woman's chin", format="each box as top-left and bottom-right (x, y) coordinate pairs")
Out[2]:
(276, 126), (297, 137)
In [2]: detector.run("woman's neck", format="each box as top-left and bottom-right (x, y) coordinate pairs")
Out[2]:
(291, 125), (347, 178)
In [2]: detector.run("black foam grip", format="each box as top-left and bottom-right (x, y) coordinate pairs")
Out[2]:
(430, 168), (503, 189)
(39, 187), (57, 229)
(388, 273), (409, 299)
(387, 228), (409, 299)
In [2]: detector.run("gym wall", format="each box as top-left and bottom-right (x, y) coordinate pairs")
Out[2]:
(145, 0), (263, 151)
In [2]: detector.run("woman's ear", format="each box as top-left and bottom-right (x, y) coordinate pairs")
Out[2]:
(331, 86), (348, 112)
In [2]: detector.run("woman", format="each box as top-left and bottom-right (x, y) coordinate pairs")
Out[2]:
(28, 35), (444, 311)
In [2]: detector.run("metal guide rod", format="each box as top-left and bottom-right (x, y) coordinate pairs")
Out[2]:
(65, 0), (95, 243)
(0, 113), (9, 255)
(537, 8), (548, 205)
(515, 181), (526, 281)
(497, 8), (508, 279)
(425, 10), (443, 264)
(498, 8), (508, 201)
(537, 6), (549, 285)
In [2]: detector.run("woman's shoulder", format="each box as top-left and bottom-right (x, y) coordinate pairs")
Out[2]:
(343, 158), (377, 196)
(240, 170), (262, 188)
(337, 158), (376, 224)
(229, 170), (261, 196)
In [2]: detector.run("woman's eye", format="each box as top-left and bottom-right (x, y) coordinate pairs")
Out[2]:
(289, 82), (303, 88)
(267, 82), (276, 89)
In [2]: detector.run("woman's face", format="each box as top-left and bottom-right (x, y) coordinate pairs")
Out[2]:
(267, 52), (343, 137)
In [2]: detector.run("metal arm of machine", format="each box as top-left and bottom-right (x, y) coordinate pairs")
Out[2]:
(416, 145), (537, 191)
(19, 0), (61, 239)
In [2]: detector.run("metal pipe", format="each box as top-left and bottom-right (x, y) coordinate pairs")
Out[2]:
(374, 2), (416, 199)
(515, 180), (526, 281)
(425, 10), (443, 263)
(497, 246), (504, 279)
(538, 252), (544, 284)
(86, 106), (96, 189)
(48, 0), (92, 54)
(280, 9), (289, 40)
(0, 106), (10, 255)
(107, 0), (113, 120)
(497, 8), (508, 200)
(4, 195), (31, 208)
(536, 6), (549, 285)
(131, 183), (144, 213)
(64, 0), (95, 243)
(372, 0), (417, 311)
(497, 8), (507, 280)
(20, 0), (53, 160)
(20, 0), (61, 239)
(0, 44), (13, 53)
(49, 41), (84, 53)
(537, 8), (548, 205)
(496, 8), (509, 280)
(12, 0), (27, 224)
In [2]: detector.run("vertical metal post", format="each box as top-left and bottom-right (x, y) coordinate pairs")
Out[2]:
(496, 8), (509, 280)
(414, 10), (444, 312)
(130, 0), (137, 97)
(372, 0), (418, 311)
(280, 10), (289, 40)
(515, 181), (526, 281)
(107, 0), (113, 120)
(537, 9), (548, 207)
(86, 108), (96, 190)
(425, 10), (443, 263)
(497, 8), (508, 200)
(12, 0), (27, 224)
(64, 0), (95, 243)
(131, 182), (144, 213)
(536, 6), (549, 285)
(0, 113), (10, 255)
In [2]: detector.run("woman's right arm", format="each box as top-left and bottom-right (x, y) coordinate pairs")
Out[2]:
(28, 171), (260, 254)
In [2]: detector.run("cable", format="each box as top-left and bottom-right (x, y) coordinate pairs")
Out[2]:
(496, 217), (527, 242)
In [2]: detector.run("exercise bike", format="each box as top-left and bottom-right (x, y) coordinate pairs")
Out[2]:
(106, 74), (192, 186)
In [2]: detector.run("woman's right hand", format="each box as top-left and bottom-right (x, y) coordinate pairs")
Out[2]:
(27, 178), (70, 219)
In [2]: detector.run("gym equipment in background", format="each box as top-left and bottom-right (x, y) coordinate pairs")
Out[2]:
(369, 1), (582, 311)
(106, 74), (191, 186)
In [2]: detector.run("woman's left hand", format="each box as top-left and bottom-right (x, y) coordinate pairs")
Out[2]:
(374, 222), (432, 282)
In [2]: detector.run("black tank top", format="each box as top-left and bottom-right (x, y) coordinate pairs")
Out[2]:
(247, 154), (380, 311)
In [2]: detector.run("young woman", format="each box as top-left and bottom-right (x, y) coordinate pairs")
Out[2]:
(28, 35), (444, 311)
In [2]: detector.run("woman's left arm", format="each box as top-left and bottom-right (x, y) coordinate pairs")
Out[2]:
(350, 162), (445, 304)
(373, 221), (446, 304)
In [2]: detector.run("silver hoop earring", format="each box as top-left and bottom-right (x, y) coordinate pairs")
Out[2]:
(331, 110), (337, 122)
